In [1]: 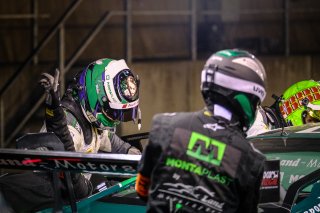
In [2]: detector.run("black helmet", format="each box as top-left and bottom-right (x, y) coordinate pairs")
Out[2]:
(201, 49), (267, 131)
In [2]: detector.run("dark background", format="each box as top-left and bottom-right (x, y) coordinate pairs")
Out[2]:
(0, 0), (320, 147)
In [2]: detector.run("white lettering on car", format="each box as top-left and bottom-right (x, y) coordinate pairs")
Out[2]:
(280, 158), (300, 167)
(289, 174), (305, 184)
(307, 159), (320, 168)
(304, 202), (320, 213)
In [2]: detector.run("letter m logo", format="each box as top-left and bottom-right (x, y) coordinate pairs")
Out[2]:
(187, 132), (226, 166)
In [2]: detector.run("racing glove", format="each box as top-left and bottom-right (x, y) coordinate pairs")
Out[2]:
(135, 172), (150, 202)
(40, 69), (76, 152)
(39, 69), (60, 109)
(128, 146), (141, 155)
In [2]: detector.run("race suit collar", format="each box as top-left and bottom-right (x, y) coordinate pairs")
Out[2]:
(213, 104), (232, 121)
(204, 105), (242, 129)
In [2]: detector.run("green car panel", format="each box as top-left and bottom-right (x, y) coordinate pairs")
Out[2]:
(2, 124), (320, 213)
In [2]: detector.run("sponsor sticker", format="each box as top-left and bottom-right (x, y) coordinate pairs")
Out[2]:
(259, 160), (280, 203)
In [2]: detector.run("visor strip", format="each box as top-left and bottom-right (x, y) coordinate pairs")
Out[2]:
(201, 70), (266, 101)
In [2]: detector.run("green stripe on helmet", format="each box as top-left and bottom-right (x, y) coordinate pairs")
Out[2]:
(215, 49), (245, 58)
(234, 94), (255, 128)
(85, 58), (113, 111)
(96, 113), (119, 127)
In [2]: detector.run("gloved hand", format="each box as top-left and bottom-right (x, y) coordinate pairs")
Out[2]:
(39, 69), (60, 109)
(128, 146), (141, 155)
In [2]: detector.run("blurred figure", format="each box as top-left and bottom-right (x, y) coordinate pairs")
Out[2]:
(136, 49), (267, 213)
(279, 79), (320, 126)
(248, 79), (320, 136)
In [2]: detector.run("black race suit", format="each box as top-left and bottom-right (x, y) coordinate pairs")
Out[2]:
(137, 109), (265, 213)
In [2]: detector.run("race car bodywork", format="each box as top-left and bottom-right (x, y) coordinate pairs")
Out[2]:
(1, 123), (320, 213)
(0, 133), (147, 213)
(250, 123), (320, 213)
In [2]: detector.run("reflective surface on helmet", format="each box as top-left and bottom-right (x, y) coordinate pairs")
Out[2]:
(302, 110), (320, 124)
(100, 68), (139, 123)
(114, 69), (139, 102)
(304, 109), (320, 124)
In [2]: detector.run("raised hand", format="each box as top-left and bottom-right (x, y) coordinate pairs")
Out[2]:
(39, 69), (61, 109)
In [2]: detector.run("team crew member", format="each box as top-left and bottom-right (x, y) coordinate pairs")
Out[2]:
(136, 49), (267, 213)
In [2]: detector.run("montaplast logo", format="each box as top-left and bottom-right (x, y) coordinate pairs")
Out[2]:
(187, 132), (226, 166)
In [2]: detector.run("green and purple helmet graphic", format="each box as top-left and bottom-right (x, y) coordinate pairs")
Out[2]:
(77, 58), (140, 129)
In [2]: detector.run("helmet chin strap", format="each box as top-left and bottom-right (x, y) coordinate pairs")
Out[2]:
(132, 106), (142, 130)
